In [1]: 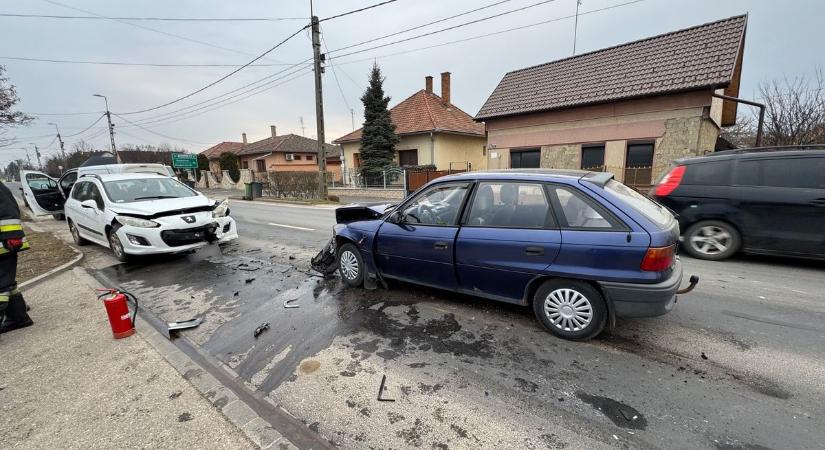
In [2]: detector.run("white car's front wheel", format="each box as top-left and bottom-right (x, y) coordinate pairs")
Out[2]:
(108, 224), (131, 262)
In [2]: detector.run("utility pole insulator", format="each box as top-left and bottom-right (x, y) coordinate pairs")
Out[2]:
(311, 15), (328, 198)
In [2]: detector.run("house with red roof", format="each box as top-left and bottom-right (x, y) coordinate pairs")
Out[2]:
(333, 72), (487, 184)
(475, 15), (748, 187)
(200, 139), (245, 174)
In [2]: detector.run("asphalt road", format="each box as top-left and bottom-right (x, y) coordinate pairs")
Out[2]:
(26, 198), (825, 450)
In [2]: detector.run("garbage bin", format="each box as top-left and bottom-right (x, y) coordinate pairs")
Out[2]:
(251, 181), (263, 198)
(244, 182), (254, 201)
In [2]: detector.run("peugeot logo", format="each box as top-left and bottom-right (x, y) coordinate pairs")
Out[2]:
(181, 215), (196, 224)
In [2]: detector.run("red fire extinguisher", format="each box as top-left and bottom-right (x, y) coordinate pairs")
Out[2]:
(97, 288), (138, 339)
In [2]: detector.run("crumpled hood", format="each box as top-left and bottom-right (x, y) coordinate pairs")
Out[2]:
(335, 202), (396, 224)
(109, 195), (214, 218)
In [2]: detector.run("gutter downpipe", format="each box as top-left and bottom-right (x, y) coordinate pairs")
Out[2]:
(711, 92), (765, 147)
(430, 131), (436, 167)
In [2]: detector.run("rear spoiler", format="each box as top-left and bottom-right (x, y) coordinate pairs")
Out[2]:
(579, 171), (614, 187)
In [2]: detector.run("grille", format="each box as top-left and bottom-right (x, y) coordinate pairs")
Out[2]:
(160, 225), (216, 247)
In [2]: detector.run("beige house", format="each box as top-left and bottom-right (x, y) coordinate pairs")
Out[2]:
(475, 15), (748, 187)
(334, 72), (486, 184)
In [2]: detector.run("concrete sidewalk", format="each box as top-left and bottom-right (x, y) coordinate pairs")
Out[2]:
(0, 268), (254, 450)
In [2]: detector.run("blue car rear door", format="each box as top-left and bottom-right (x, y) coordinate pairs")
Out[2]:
(455, 181), (561, 301)
(376, 182), (470, 289)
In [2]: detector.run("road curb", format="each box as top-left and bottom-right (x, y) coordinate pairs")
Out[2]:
(88, 269), (323, 450)
(18, 244), (84, 291)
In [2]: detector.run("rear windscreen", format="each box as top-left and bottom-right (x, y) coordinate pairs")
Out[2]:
(604, 179), (673, 227)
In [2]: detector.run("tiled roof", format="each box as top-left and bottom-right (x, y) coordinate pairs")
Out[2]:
(476, 15), (747, 120)
(200, 141), (244, 160)
(333, 90), (485, 143)
(236, 133), (340, 157)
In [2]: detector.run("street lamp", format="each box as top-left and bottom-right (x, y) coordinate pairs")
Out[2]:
(93, 93), (118, 161)
(47, 122), (67, 172)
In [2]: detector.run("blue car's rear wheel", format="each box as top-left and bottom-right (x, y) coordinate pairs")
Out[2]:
(533, 279), (606, 340)
(337, 243), (364, 287)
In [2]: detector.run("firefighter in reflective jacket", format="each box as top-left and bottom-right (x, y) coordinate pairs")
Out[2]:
(0, 180), (33, 334)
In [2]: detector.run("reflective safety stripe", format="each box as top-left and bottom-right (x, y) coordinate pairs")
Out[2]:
(10, 288), (20, 295)
(0, 219), (22, 225)
(0, 224), (24, 233)
(0, 293), (9, 302)
(0, 247), (7, 255)
(20, 241), (30, 251)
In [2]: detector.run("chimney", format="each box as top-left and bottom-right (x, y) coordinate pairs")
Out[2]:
(425, 76), (433, 94)
(270, 125), (277, 137)
(440, 72), (451, 105)
(242, 133), (247, 144)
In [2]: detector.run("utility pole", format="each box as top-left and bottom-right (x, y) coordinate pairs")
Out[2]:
(350, 108), (355, 131)
(94, 94), (118, 162)
(32, 144), (42, 170)
(310, 13), (328, 197)
(48, 122), (67, 172)
(573, 0), (582, 55)
(25, 149), (32, 169)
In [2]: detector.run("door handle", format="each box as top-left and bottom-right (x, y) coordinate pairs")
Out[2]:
(525, 246), (544, 256)
(433, 242), (448, 250)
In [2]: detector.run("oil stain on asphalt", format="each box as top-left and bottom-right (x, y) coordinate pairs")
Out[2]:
(575, 391), (648, 430)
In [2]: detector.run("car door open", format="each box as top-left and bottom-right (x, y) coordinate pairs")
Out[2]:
(19, 170), (64, 217)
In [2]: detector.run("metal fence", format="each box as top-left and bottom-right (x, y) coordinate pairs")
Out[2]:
(342, 167), (406, 189)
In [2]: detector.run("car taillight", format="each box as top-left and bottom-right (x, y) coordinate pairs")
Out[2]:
(641, 245), (676, 271)
(654, 165), (686, 197)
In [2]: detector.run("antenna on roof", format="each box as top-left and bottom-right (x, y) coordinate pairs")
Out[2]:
(299, 116), (306, 136)
(573, 0), (582, 55)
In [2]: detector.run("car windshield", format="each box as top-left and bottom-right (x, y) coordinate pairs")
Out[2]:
(102, 177), (196, 203)
(603, 179), (673, 227)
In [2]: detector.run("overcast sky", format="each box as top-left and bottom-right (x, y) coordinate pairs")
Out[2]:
(1, 0), (823, 167)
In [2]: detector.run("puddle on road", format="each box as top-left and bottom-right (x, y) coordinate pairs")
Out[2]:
(575, 391), (648, 430)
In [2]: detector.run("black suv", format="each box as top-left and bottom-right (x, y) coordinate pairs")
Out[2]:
(653, 146), (825, 261)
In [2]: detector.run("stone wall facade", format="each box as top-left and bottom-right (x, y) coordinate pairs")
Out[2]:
(235, 169), (253, 190)
(328, 187), (406, 200)
(540, 144), (581, 169)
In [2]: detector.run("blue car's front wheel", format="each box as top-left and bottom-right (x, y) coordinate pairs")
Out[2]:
(337, 243), (364, 287)
(533, 279), (607, 340)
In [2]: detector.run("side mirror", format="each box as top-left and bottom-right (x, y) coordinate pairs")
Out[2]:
(80, 199), (98, 210)
(387, 211), (402, 224)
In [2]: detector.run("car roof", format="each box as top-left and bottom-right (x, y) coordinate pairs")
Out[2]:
(438, 168), (597, 182)
(676, 145), (825, 164)
(80, 172), (169, 182)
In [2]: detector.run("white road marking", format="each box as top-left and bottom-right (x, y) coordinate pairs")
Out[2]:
(268, 222), (315, 231)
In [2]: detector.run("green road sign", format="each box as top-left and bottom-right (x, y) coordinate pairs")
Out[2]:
(171, 153), (198, 169)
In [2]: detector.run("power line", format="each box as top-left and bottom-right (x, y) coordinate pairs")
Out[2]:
(329, 0), (515, 55)
(120, 68), (313, 130)
(122, 61), (312, 125)
(319, 0), (400, 22)
(112, 113), (214, 145)
(327, 0), (560, 59)
(321, 33), (352, 111)
(42, 0), (288, 62)
(0, 56), (301, 68)
(117, 26), (309, 115)
(0, 13), (304, 21)
(62, 114), (107, 138)
(335, 0), (645, 66)
(29, 110), (102, 116)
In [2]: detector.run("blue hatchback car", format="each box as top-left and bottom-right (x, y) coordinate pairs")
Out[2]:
(328, 170), (695, 340)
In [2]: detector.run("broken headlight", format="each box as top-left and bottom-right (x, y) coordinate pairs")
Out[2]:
(212, 199), (230, 218)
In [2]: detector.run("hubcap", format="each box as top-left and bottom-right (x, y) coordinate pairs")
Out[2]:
(340, 250), (359, 280)
(544, 288), (593, 332)
(690, 225), (731, 255)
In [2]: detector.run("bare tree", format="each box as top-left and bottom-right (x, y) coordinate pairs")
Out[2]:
(0, 65), (34, 147)
(759, 68), (825, 146)
(721, 68), (825, 148)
